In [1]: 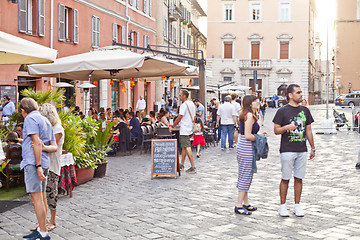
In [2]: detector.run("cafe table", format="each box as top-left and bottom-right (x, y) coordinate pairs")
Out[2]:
(59, 152), (77, 198)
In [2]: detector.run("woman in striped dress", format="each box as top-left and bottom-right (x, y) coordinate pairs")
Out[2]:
(234, 95), (261, 215)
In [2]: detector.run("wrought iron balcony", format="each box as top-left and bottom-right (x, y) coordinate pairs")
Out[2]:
(239, 59), (272, 70)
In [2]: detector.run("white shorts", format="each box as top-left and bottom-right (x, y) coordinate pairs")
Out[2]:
(280, 152), (307, 180)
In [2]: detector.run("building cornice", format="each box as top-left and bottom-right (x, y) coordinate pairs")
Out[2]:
(75, 0), (156, 34)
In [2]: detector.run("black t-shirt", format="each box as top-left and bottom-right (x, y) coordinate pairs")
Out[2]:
(272, 105), (314, 153)
(210, 107), (217, 122)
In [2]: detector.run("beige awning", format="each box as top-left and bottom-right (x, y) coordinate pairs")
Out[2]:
(0, 31), (57, 64)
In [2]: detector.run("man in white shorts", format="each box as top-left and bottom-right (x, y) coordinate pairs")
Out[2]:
(273, 84), (315, 217)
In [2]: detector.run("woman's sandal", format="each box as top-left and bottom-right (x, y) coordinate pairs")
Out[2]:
(234, 206), (252, 215)
(243, 204), (258, 212)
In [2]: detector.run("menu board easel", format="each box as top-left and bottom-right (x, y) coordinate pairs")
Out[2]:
(151, 139), (180, 179)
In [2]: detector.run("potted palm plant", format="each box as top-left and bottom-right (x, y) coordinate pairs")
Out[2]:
(92, 120), (117, 178)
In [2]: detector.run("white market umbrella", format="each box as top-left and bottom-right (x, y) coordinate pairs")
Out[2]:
(28, 48), (145, 80)
(52, 82), (73, 88)
(0, 31), (57, 64)
(28, 47), (199, 81)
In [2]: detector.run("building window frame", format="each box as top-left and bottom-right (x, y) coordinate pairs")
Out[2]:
(358, 0), (360, 19)
(279, 1), (291, 21)
(223, 41), (234, 59)
(277, 33), (293, 59)
(223, 1), (235, 22)
(249, 1), (262, 22)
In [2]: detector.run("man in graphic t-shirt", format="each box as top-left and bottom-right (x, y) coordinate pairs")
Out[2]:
(273, 84), (315, 217)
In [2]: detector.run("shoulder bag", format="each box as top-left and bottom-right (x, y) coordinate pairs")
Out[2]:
(185, 102), (200, 134)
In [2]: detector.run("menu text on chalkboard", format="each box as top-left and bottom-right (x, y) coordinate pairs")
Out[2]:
(151, 139), (179, 179)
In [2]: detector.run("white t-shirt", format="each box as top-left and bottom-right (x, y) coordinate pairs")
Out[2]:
(217, 102), (236, 125)
(0, 139), (5, 161)
(231, 101), (241, 116)
(49, 123), (65, 176)
(179, 100), (196, 135)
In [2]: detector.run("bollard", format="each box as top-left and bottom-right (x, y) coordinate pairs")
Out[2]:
(357, 149), (360, 169)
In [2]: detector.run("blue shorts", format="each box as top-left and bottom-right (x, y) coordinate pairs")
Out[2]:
(24, 165), (48, 193)
(280, 152), (307, 180)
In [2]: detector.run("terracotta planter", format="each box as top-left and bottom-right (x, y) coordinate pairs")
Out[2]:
(94, 161), (108, 178)
(75, 167), (94, 186)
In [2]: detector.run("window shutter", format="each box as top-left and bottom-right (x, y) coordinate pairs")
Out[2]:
(224, 42), (232, 59)
(58, 4), (65, 41)
(136, 32), (140, 53)
(149, 0), (152, 16)
(121, 26), (125, 44)
(96, 18), (100, 47)
(251, 42), (260, 59)
(18, 0), (27, 33)
(73, 9), (79, 44)
(112, 23), (118, 43)
(38, 0), (45, 36)
(280, 42), (289, 59)
(92, 16), (96, 46)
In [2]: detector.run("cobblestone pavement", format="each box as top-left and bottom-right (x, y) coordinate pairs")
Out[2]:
(1, 105), (360, 240)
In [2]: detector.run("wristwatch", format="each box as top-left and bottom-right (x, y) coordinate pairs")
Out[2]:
(35, 164), (42, 168)
(311, 148), (316, 152)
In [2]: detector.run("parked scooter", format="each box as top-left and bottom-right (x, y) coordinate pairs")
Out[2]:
(333, 109), (350, 131)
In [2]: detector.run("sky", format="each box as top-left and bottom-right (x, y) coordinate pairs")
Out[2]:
(197, 0), (337, 59)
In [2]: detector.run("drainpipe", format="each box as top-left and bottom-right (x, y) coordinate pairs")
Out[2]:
(50, 0), (54, 86)
(126, 2), (131, 107)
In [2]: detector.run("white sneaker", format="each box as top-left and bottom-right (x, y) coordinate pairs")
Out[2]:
(278, 204), (289, 217)
(293, 204), (304, 217)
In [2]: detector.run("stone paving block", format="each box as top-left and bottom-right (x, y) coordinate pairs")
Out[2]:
(2, 107), (360, 239)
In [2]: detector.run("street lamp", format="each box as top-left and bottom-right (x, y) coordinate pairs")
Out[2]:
(348, 82), (352, 93)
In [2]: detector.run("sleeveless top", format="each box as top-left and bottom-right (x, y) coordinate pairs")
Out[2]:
(239, 120), (260, 135)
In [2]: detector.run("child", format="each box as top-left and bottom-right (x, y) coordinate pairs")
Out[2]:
(192, 118), (206, 158)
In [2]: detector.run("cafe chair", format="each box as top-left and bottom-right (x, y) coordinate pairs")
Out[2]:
(155, 127), (175, 139)
(140, 126), (152, 154)
(4, 145), (24, 192)
(204, 122), (217, 147)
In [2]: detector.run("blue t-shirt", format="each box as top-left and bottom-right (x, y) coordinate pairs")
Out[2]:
(20, 110), (55, 169)
(197, 104), (205, 123)
(0, 101), (15, 116)
(130, 117), (141, 136)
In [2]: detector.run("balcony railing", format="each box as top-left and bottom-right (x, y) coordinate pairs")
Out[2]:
(239, 59), (272, 70)
(169, 7), (181, 21)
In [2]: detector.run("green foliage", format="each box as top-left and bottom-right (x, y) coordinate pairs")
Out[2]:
(58, 110), (89, 168)
(21, 88), (66, 108)
(92, 120), (117, 163)
(0, 112), (22, 141)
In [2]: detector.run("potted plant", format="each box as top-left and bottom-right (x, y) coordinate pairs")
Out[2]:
(60, 111), (97, 185)
(92, 120), (117, 178)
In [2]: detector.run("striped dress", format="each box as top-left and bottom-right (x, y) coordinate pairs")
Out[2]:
(236, 121), (260, 192)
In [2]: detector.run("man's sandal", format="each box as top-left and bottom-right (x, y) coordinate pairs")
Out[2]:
(243, 204), (258, 212)
(234, 206), (252, 215)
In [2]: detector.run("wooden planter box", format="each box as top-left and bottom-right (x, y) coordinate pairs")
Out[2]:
(75, 167), (94, 186)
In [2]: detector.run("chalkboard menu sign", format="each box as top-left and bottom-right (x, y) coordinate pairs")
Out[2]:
(151, 139), (179, 179)
(0, 85), (17, 105)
